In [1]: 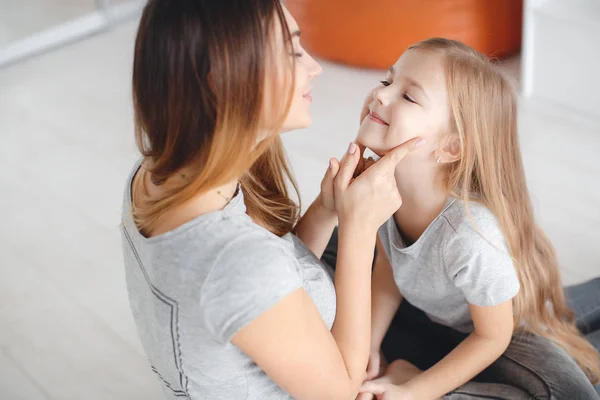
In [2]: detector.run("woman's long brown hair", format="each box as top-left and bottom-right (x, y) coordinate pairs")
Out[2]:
(409, 38), (599, 383)
(131, 0), (300, 237)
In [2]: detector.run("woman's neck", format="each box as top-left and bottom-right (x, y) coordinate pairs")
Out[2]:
(392, 166), (449, 246)
(140, 167), (239, 237)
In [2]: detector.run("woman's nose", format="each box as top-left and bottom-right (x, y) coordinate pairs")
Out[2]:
(308, 55), (322, 79)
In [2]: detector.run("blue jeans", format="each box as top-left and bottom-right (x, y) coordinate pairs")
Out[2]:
(321, 230), (600, 399)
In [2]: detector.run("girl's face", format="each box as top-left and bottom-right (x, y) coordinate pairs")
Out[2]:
(277, 7), (322, 132)
(357, 49), (452, 161)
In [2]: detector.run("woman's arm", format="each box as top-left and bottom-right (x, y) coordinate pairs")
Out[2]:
(294, 194), (338, 259)
(370, 237), (403, 353)
(364, 237), (403, 381)
(233, 221), (376, 400)
(233, 139), (423, 400)
(400, 300), (514, 400)
(294, 159), (339, 259)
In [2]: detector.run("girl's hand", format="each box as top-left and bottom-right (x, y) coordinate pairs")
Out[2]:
(359, 382), (415, 400)
(358, 360), (441, 400)
(354, 156), (377, 179)
(334, 138), (425, 234)
(318, 158), (341, 215)
(356, 349), (389, 399)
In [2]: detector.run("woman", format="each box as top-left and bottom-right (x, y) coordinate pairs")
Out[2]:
(121, 1), (422, 399)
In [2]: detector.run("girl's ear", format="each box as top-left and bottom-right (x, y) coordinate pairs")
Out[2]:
(434, 134), (461, 164)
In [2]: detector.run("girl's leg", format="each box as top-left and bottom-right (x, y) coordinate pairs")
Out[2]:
(381, 299), (463, 371)
(465, 332), (599, 399)
(320, 227), (339, 271)
(382, 306), (598, 399)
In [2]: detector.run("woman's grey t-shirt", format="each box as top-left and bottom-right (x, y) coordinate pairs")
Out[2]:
(378, 198), (520, 333)
(120, 162), (336, 400)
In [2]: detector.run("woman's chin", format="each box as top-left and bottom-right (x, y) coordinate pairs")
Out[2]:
(281, 117), (311, 133)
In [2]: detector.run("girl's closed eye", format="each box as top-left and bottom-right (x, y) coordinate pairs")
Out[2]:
(380, 80), (417, 104)
(403, 93), (417, 104)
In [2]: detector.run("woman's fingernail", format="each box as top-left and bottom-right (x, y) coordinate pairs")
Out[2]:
(329, 159), (333, 169)
(415, 139), (426, 148)
(348, 142), (357, 154)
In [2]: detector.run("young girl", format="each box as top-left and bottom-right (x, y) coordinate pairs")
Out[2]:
(355, 38), (600, 399)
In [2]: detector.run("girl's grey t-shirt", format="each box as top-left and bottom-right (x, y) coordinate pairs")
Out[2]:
(378, 198), (520, 333)
(120, 162), (336, 400)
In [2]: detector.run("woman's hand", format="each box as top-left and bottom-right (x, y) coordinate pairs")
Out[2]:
(318, 158), (341, 216)
(366, 348), (388, 381)
(292, 158), (340, 259)
(334, 138), (425, 234)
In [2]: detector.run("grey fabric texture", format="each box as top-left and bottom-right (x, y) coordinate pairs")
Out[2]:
(120, 161), (336, 400)
(378, 198), (520, 333)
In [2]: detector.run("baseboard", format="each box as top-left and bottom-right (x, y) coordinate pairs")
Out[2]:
(0, 0), (144, 69)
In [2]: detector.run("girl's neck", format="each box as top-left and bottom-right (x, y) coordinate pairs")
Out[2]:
(393, 166), (449, 246)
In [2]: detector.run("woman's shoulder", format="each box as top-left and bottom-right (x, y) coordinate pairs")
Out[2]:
(219, 224), (297, 262)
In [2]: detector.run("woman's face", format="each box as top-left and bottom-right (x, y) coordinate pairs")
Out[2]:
(276, 7), (322, 132)
(356, 49), (452, 160)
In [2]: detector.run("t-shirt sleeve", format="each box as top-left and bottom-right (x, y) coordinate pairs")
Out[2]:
(200, 237), (303, 343)
(443, 218), (520, 307)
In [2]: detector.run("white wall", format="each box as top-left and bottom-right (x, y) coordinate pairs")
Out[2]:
(522, 0), (600, 120)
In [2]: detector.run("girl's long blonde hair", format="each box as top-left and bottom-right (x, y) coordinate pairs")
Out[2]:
(409, 38), (599, 383)
(131, 0), (300, 238)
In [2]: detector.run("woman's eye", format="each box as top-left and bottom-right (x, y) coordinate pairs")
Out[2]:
(380, 80), (391, 87)
(403, 93), (417, 104)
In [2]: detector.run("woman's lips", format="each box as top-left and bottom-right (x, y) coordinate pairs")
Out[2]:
(303, 91), (312, 102)
(368, 111), (389, 126)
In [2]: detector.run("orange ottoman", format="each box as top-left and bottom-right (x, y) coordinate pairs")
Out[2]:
(286, 0), (522, 69)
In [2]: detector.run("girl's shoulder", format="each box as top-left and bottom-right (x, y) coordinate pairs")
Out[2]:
(441, 198), (503, 239)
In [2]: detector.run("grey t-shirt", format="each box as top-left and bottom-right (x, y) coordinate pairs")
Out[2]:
(120, 162), (336, 400)
(378, 198), (520, 333)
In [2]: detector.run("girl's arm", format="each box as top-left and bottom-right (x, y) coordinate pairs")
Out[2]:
(368, 237), (403, 377)
(401, 299), (514, 400)
(294, 160), (339, 259)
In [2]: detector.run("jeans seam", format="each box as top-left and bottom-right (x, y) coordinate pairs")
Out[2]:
(448, 391), (509, 399)
(498, 339), (552, 399)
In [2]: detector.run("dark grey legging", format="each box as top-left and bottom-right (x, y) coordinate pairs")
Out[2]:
(321, 229), (600, 399)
